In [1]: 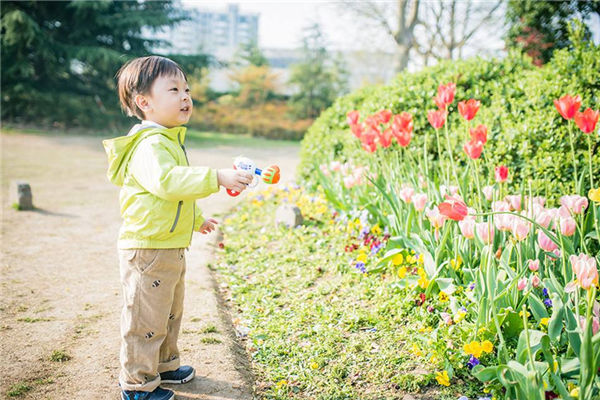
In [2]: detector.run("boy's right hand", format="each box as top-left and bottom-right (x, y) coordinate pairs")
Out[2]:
(217, 169), (253, 193)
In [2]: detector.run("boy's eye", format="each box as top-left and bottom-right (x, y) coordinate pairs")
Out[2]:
(170, 88), (178, 91)
(185, 88), (190, 93)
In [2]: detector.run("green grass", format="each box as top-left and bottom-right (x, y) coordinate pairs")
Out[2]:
(7, 378), (53, 397)
(200, 336), (222, 344)
(17, 317), (52, 323)
(1, 125), (300, 149)
(214, 187), (483, 400)
(200, 324), (219, 334)
(49, 350), (71, 362)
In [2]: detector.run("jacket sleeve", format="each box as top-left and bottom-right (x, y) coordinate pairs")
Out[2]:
(129, 136), (219, 201)
(194, 203), (205, 231)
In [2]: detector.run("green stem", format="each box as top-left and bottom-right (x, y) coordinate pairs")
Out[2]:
(568, 122), (579, 194)
(588, 135), (594, 189)
(472, 159), (483, 210)
(434, 128), (447, 188)
(444, 121), (460, 192)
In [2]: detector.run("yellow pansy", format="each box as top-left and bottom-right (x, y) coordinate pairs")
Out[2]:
(412, 343), (422, 356)
(357, 252), (368, 263)
(464, 341), (483, 358)
(418, 275), (429, 289)
(454, 309), (467, 323)
(589, 188), (600, 203)
(570, 387), (580, 397)
(439, 292), (449, 302)
(398, 266), (407, 279)
(392, 253), (404, 266)
(540, 317), (549, 326)
(519, 310), (530, 318)
(276, 380), (288, 388)
(310, 362), (319, 370)
(371, 224), (382, 235)
(418, 253), (424, 264)
(450, 256), (463, 270)
(481, 340), (494, 353)
(435, 370), (450, 386)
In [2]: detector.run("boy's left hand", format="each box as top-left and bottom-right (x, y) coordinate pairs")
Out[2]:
(199, 218), (218, 234)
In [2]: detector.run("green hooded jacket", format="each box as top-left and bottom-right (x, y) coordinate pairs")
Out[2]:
(103, 125), (219, 249)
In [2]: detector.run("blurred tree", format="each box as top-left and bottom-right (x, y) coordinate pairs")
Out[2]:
(288, 23), (348, 119)
(232, 42), (269, 67)
(0, 1), (208, 129)
(228, 65), (280, 107)
(506, 0), (600, 65)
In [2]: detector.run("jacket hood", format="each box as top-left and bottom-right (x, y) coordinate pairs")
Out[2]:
(102, 125), (187, 186)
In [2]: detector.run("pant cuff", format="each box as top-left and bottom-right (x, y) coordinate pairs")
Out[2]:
(157, 356), (180, 373)
(119, 374), (160, 392)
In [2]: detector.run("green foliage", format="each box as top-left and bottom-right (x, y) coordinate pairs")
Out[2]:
(0, 1), (209, 131)
(288, 23), (349, 119)
(505, 0), (599, 65)
(299, 37), (600, 199)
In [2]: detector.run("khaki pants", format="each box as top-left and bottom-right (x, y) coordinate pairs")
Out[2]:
(118, 248), (186, 392)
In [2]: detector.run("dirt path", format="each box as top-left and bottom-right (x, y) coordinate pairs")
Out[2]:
(0, 132), (299, 399)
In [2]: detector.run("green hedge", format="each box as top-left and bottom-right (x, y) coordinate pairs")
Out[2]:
(299, 39), (600, 200)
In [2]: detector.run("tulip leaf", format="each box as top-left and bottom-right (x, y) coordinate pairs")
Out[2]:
(564, 306), (581, 357)
(516, 329), (545, 365)
(548, 293), (565, 342)
(471, 365), (499, 382)
(436, 277), (456, 295)
(527, 293), (549, 322)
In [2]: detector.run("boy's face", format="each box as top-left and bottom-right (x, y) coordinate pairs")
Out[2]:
(136, 72), (192, 128)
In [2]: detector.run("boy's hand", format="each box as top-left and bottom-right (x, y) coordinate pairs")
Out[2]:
(199, 218), (218, 234)
(217, 169), (253, 193)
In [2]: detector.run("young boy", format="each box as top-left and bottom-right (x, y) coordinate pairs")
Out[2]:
(103, 56), (252, 400)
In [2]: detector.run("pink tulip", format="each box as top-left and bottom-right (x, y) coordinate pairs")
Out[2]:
(560, 195), (589, 215)
(343, 175), (356, 189)
(476, 222), (495, 244)
(559, 217), (577, 237)
(492, 201), (510, 212)
(527, 259), (540, 272)
(531, 275), (541, 288)
(511, 219), (530, 241)
(319, 164), (330, 176)
(538, 230), (558, 252)
(505, 195), (522, 211)
(517, 278), (527, 291)
(330, 161), (342, 171)
(413, 193), (428, 212)
(579, 316), (600, 336)
(459, 217), (476, 239)
(399, 186), (415, 204)
(535, 210), (553, 229)
(418, 174), (427, 189)
(426, 206), (447, 230)
(565, 254), (598, 292)
(482, 185), (495, 201)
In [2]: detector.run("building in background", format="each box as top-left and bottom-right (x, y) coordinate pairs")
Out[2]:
(155, 4), (259, 60)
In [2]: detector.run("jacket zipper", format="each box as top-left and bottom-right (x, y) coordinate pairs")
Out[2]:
(170, 200), (183, 233)
(178, 132), (195, 245)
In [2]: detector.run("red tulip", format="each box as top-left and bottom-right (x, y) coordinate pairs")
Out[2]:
(463, 139), (483, 159)
(469, 124), (488, 145)
(495, 165), (508, 183)
(458, 99), (480, 121)
(392, 112), (413, 134)
(427, 109), (447, 129)
(434, 95), (446, 110)
(437, 82), (456, 107)
(361, 130), (377, 153)
(351, 123), (363, 139)
(438, 195), (468, 221)
(347, 110), (360, 126)
(376, 109), (393, 124)
(554, 94), (581, 120)
(379, 127), (393, 148)
(574, 108), (599, 134)
(394, 129), (411, 147)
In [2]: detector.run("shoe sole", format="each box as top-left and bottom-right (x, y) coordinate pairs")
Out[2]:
(161, 369), (195, 384)
(121, 394), (174, 400)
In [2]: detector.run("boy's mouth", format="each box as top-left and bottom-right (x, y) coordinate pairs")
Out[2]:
(180, 106), (190, 112)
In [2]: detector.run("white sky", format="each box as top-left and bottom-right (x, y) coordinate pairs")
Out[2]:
(181, 1), (599, 55)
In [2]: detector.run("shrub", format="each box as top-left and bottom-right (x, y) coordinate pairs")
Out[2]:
(299, 39), (600, 199)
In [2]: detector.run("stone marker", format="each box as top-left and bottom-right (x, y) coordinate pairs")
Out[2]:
(275, 204), (303, 228)
(11, 181), (34, 210)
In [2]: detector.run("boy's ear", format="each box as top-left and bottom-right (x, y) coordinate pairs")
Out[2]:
(134, 94), (152, 114)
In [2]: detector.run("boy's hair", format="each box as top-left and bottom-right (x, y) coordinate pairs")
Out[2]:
(116, 56), (187, 120)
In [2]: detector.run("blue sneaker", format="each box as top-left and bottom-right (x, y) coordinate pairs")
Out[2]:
(160, 365), (195, 384)
(121, 386), (174, 400)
